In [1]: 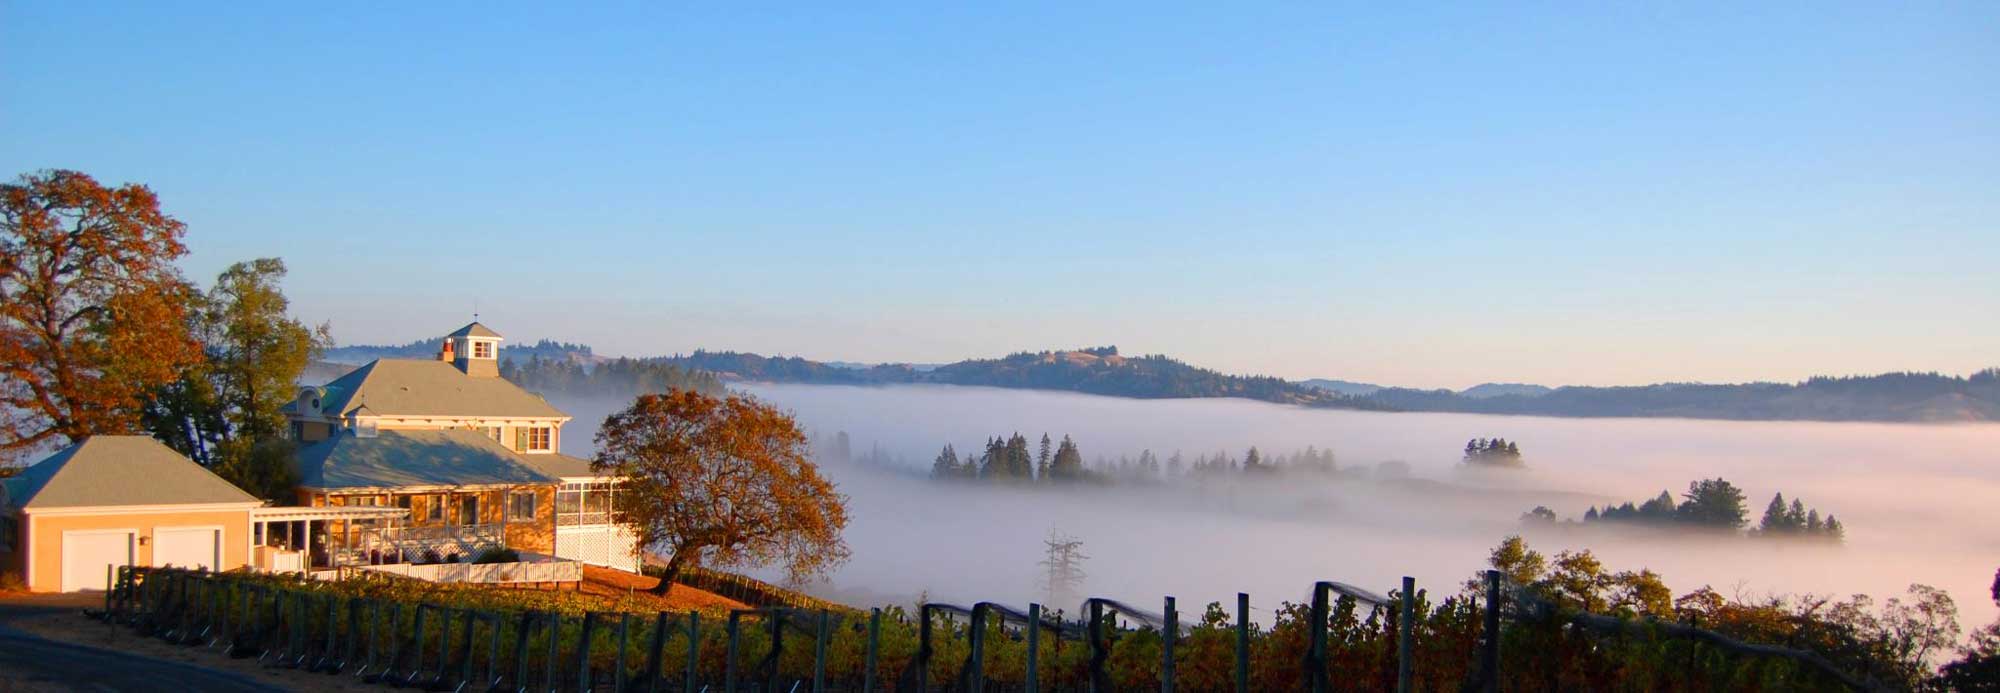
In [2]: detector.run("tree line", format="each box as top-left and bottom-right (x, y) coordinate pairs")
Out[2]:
(1364, 368), (2000, 422)
(927, 433), (1340, 485)
(499, 353), (724, 398)
(1521, 478), (1845, 541)
(660, 346), (1392, 410)
(1460, 437), (1524, 467)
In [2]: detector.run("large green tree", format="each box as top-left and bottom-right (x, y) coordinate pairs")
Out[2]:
(144, 258), (327, 498)
(1, 170), (203, 463)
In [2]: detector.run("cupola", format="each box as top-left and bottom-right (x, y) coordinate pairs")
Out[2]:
(442, 321), (503, 377)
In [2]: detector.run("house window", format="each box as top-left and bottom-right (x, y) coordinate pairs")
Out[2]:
(351, 495), (381, 507)
(522, 427), (552, 452)
(483, 426), (502, 441)
(556, 481), (615, 526)
(0, 515), (16, 552)
(473, 341), (493, 359)
(508, 491), (538, 521)
(458, 495), (480, 525)
(556, 483), (581, 515)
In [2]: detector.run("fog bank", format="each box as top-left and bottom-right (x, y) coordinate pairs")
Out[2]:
(553, 384), (2000, 626)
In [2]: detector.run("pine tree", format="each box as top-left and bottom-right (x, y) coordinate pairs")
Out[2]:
(1761, 493), (1791, 534)
(1806, 508), (1823, 534)
(1787, 498), (1809, 530)
(1050, 435), (1084, 482)
(1005, 432), (1033, 479)
(1037, 433), (1053, 481)
(1244, 446), (1263, 472)
(979, 437), (1005, 480)
(931, 444), (960, 480)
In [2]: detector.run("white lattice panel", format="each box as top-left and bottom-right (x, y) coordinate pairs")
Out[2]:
(557, 525), (640, 573)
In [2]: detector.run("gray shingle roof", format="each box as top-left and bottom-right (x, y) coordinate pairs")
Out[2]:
(517, 453), (597, 479)
(293, 429), (562, 490)
(315, 359), (568, 419)
(446, 322), (502, 339)
(3, 436), (261, 509)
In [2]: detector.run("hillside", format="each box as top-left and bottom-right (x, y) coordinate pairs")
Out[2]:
(1360, 370), (2000, 422)
(329, 336), (2000, 422)
(326, 338), (598, 366)
(661, 346), (1382, 408)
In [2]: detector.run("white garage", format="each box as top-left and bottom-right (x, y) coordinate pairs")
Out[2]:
(60, 529), (135, 593)
(0, 436), (263, 592)
(152, 526), (222, 570)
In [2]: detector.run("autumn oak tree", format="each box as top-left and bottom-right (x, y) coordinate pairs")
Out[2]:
(593, 389), (850, 595)
(1, 170), (201, 463)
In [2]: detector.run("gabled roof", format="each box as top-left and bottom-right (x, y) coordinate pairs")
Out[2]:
(447, 322), (503, 339)
(293, 429), (562, 490)
(3, 436), (261, 509)
(314, 359), (568, 419)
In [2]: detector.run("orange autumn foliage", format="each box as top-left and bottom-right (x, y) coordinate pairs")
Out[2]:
(592, 389), (851, 595)
(0, 170), (201, 461)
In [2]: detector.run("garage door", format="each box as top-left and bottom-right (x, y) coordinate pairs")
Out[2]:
(61, 530), (135, 593)
(153, 527), (221, 570)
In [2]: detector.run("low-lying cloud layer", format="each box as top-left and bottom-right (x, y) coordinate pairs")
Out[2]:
(554, 384), (2000, 627)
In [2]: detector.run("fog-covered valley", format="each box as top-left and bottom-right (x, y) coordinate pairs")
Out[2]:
(551, 383), (2000, 626)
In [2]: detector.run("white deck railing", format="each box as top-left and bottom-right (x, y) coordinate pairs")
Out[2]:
(335, 523), (507, 565)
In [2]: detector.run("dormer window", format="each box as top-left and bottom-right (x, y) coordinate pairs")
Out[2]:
(518, 426), (552, 452)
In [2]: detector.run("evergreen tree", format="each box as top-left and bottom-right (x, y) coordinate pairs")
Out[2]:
(1243, 446), (1263, 472)
(1037, 433), (1053, 480)
(1787, 498), (1809, 529)
(1806, 508), (1823, 534)
(1760, 493), (1792, 534)
(1584, 506), (1601, 522)
(1639, 491), (1677, 519)
(1166, 450), (1184, 477)
(1049, 435), (1084, 481)
(1677, 478), (1749, 529)
(1005, 432), (1033, 479)
(931, 444), (960, 479)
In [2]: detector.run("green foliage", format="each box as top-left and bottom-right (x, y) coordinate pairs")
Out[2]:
(132, 537), (1946, 692)
(140, 257), (322, 499)
(472, 547), (521, 564)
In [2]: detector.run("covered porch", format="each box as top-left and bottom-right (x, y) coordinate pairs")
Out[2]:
(251, 505), (418, 572)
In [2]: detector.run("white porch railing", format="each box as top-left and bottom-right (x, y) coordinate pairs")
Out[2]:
(337, 523), (506, 565)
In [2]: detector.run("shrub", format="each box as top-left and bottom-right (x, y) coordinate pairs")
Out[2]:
(473, 547), (521, 564)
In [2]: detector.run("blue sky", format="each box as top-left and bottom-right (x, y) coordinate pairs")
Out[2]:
(4, 3), (1995, 388)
